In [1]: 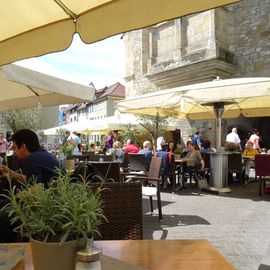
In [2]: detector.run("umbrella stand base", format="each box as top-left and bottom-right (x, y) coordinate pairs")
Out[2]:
(208, 186), (232, 193)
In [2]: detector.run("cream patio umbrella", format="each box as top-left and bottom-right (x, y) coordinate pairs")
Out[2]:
(0, 0), (240, 66)
(0, 63), (94, 111)
(117, 77), (270, 148)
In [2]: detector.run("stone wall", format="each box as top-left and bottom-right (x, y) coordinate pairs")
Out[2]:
(229, 0), (270, 77)
(123, 0), (270, 146)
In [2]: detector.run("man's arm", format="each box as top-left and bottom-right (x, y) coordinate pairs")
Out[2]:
(0, 165), (27, 184)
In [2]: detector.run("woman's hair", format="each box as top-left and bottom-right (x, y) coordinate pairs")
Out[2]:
(188, 141), (199, 150)
(167, 140), (176, 152)
(189, 142), (197, 147)
(113, 141), (121, 148)
(107, 130), (114, 136)
(186, 141), (193, 147)
(201, 139), (211, 149)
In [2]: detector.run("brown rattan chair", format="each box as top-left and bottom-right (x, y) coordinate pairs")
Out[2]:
(255, 154), (270, 197)
(87, 154), (114, 162)
(90, 161), (121, 182)
(128, 153), (147, 173)
(74, 154), (89, 163)
(90, 182), (143, 240)
(127, 157), (163, 221)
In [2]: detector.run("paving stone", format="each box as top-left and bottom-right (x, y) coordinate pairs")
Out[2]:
(143, 182), (270, 270)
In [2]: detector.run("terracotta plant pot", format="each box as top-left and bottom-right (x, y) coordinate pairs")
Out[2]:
(30, 238), (85, 270)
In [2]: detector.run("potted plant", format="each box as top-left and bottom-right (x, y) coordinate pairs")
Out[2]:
(174, 147), (182, 160)
(60, 142), (75, 170)
(4, 169), (105, 270)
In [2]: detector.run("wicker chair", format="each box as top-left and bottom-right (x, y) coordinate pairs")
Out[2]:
(90, 161), (121, 182)
(73, 161), (121, 182)
(128, 153), (147, 173)
(90, 182), (143, 240)
(87, 154), (114, 162)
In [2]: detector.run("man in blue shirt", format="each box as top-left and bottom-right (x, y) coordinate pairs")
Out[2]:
(139, 141), (153, 170)
(0, 129), (60, 242)
(0, 129), (59, 187)
(192, 131), (202, 149)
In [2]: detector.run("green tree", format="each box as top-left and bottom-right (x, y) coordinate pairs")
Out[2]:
(136, 89), (179, 151)
(137, 107), (178, 151)
(137, 114), (167, 151)
(117, 125), (150, 147)
(0, 106), (42, 133)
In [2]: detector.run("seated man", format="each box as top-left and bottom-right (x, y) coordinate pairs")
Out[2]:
(139, 141), (153, 170)
(156, 142), (170, 187)
(123, 139), (139, 153)
(242, 141), (259, 180)
(0, 129), (60, 242)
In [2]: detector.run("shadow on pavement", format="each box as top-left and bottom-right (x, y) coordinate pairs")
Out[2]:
(143, 213), (210, 239)
(162, 182), (270, 201)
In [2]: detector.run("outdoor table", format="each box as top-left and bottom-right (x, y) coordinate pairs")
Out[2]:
(174, 158), (197, 191)
(174, 158), (188, 190)
(12, 239), (236, 270)
(242, 156), (254, 174)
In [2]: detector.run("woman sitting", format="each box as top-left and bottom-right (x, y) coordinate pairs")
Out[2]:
(242, 141), (259, 180)
(182, 142), (205, 186)
(186, 142), (205, 171)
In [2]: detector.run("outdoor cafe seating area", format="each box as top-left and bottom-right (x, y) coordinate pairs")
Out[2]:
(62, 150), (270, 233)
(9, 149), (270, 269)
(70, 148), (270, 199)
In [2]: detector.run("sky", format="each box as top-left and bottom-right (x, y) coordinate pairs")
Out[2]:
(16, 34), (125, 89)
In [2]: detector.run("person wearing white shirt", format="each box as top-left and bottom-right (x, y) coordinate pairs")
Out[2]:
(226, 128), (241, 150)
(248, 129), (260, 151)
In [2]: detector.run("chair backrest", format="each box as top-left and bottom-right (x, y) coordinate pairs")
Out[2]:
(87, 154), (100, 161)
(75, 154), (89, 163)
(128, 153), (147, 172)
(228, 153), (242, 172)
(99, 154), (114, 161)
(73, 161), (120, 182)
(156, 151), (169, 174)
(255, 154), (270, 176)
(91, 161), (121, 182)
(90, 182), (143, 240)
(120, 152), (129, 169)
(200, 152), (210, 169)
(148, 157), (163, 179)
(87, 154), (114, 162)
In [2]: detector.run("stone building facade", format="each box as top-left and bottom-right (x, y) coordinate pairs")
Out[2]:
(123, 0), (270, 147)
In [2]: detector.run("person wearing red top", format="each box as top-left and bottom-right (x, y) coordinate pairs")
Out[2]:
(123, 139), (139, 153)
(167, 141), (176, 164)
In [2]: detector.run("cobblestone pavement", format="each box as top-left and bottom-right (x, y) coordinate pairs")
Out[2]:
(142, 182), (270, 270)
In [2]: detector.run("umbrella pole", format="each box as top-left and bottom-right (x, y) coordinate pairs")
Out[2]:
(216, 115), (222, 149)
(213, 103), (225, 150)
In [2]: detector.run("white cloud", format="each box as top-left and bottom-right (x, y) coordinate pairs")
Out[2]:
(39, 34), (125, 89)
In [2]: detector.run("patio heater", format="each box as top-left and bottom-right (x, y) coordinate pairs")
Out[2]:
(202, 102), (234, 193)
(203, 101), (234, 149)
